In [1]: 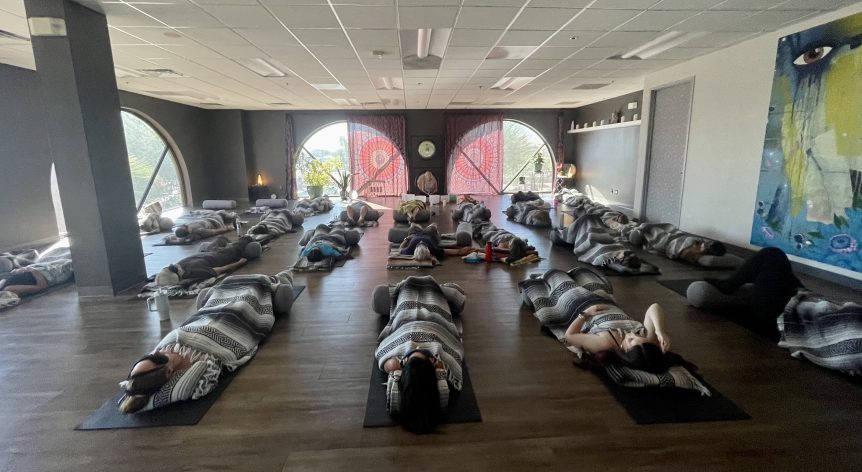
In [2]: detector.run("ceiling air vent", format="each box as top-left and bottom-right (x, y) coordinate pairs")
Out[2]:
(0, 29), (30, 42)
(573, 83), (612, 90)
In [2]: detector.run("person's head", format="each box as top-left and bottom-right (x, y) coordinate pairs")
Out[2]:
(252, 223), (269, 234)
(306, 247), (325, 262)
(155, 264), (182, 286)
(118, 352), (175, 414)
(615, 336), (668, 374)
(0, 258), (12, 273)
(174, 225), (190, 238)
(618, 251), (641, 269)
(399, 352), (441, 433)
(704, 240), (726, 256)
(413, 242), (431, 262)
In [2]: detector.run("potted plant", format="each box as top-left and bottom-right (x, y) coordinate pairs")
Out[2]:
(328, 165), (353, 201)
(301, 159), (332, 198)
(534, 152), (544, 173)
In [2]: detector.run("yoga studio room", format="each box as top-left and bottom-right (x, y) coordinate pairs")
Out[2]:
(2, 0), (862, 470)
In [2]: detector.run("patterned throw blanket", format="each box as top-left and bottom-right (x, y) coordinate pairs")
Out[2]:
(162, 210), (235, 245)
(138, 275), (224, 299)
(292, 224), (359, 271)
(375, 276), (466, 390)
(553, 214), (636, 267)
(295, 196), (334, 216)
(778, 290), (862, 376)
(452, 202), (491, 223)
(560, 194), (630, 229)
(134, 273), (291, 412)
(247, 209), (302, 238)
(0, 249), (38, 274)
(505, 200), (552, 227)
(624, 222), (708, 260)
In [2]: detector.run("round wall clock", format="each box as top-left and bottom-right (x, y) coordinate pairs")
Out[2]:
(417, 139), (436, 159)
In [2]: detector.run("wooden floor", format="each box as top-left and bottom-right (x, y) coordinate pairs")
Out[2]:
(1, 196), (860, 472)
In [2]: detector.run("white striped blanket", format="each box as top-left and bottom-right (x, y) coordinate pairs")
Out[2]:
(505, 200), (552, 227)
(623, 222), (708, 260)
(294, 196), (334, 216)
(247, 209), (302, 237)
(452, 202), (491, 223)
(560, 195), (630, 229)
(163, 211), (235, 245)
(553, 214), (636, 267)
(778, 290), (862, 376)
(375, 276), (466, 390)
(292, 224), (359, 271)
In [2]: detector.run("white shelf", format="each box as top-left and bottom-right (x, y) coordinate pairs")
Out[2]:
(567, 120), (641, 134)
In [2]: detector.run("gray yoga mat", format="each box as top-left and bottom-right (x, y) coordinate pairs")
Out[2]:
(363, 360), (482, 428)
(75, 285), (305, 430)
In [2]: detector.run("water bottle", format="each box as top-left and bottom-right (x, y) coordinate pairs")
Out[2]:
(484, 242), (493, 262)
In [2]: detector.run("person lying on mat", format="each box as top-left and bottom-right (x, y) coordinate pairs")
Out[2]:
(0, 258), (73, 296)
(119, 271), (295, 413)
(471, 221), (536, 263)
(374, 276), (466, 433)
(551, 214), (642, 269)
(154, 236), (260, 286)
(625, 222), (726, 264)
(173, 210), (235, 239)
(398, 199), (427, 223)
(687, 247), (862, 375)
(345, 201), (381, 226)
(398, 224), (474, 260)
(294, 195), (333, 216)
(299, 224), (361, 263)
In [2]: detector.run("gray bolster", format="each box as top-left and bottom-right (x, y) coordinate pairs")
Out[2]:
(394, 209), (430, 223)
(455, 222), (473, 246)
(441, 286), (464, 315)
(195, 287), (214, 310)
(158, 217), (174, 231)
(343, 230), (361, 246)
(388, 227), (409, 244)
(697, 254), (744, 268)
(244, 242), (262, 259)
(256, 198), (288, 208)
(372, 285), (391, 316)
(338, 210), (349, 222)
(273, 284), (294, 316)
(290, 212), (304, 227)
(202, 200), (237, 210)
(392, 212), (409, 223)
(686, 281), (754, 309)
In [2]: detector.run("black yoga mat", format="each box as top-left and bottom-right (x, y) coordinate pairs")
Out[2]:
(363, 360), (482, 427)
(75, 285), (305, 430)
(600, 260), (661, 277)
(657, 278), (695, 297)
(598, 373), (750, 424)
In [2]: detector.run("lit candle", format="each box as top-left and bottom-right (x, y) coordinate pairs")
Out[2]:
(256, 174), (263, 186)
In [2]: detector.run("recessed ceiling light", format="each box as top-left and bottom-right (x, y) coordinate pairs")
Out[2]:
(572, 83), (612, 90)
(569, 35), (578, 40)
(236, 58), (287, 77)
(313, 83), (347, 91)
(491, 77), (534, 91)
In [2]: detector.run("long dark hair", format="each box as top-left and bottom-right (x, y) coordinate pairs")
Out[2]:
(579, 344), (699, 376)
(399, 356), (441, 433)
(118, 353), (172, 414)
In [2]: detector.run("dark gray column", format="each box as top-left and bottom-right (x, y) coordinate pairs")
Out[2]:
(24, 0), (146, 296)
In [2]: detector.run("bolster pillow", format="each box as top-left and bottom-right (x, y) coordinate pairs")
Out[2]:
(455, 222), (473, 247)
(256, 198), (288, 208)
(393, 209), (431, 223)
(372, 285), (391, 316)
(343, 230), (361, 246)
(243, 242), (262, 260)
(273, 283), (294, 317)
(202, 200), (237, 210)
(388, 227), (409, 244)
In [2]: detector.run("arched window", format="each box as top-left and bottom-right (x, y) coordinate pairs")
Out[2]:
(121, 110), (186, 212)
(501, 120), (554, 194)
(295, 122), (349, 198)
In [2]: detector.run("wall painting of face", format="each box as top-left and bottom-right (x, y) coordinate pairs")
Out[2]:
(751, 12), (862, 272)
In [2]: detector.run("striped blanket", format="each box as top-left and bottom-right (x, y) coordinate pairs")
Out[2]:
(295, 196), (334, 216)
(505, 200), (552, 227)
(375, 276), (466, 391)
(247, 209), (302, 237)
(778, 290), (862, 376)
(560, 195), (630, 229)
(135, 272), (291, 411)
(292, 224), (359, 271)
(553, 214), (636, 267)
(452, 202), (491, 223)
(624, 222), (708, 260)
(162, 210), (235, 245)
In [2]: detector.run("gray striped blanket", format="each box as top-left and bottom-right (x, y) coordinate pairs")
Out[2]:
(452, 202), (491, 223)
(135, 272), (291, 411)
(560, 195), (630, 229)
(247, 209), (302, 237)
(375, 276), (466, 391)
(554, 188), (582, 203)
(505, 200), (552, 227)
(553, 214), (636, 267)
(511, 191), (544, 204)
(163, 210), (235, 245)
(292, 224), (359, 271)
(624, 222), (707, 260)
(778, 290), (862, 376)
(295, 196), (334, 216)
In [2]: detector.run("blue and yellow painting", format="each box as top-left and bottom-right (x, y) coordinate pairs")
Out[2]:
(751, 12), (862, 272)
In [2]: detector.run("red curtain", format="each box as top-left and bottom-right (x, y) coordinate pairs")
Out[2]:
(347, 115), (408, 197)
(556, 112), (565, 168)
(445, 113), (504, 195)
(285, 114), (297, 199)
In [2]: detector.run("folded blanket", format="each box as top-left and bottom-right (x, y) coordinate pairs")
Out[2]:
(387, 245), (440, 269)
(138, 275), (224, 299)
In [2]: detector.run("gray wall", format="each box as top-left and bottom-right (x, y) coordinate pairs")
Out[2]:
(0, 64), (59, 250)
(205, 110), (249, 203)
(242, 111), (287, 196)
(566, 91), (643, 210)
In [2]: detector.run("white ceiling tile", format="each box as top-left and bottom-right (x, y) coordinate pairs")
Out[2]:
(135, 2), (223, 28)
(775, 0), (857, 9)
(587, 59), (624, 70)
(198, 0), (262, 4)
(291, 28), (349, 46)
(159, 44), (224, 59)
(444, 46), (490, 59)
(510, 8), (582, 31)
(651, 0), (724, 9)
(683, 31), (759, 48)
(647, 46), (715, 60)
(530, 0), (592, 6)
(456, 7), (521, 29)
(441, 59), (483, 69)
(498, 29), (554, 46)
(199, 5), (283, 28)
(674, 11), (760, 32)
(404, 69), (440, 77)
(591, 0), (657, 8)
(569, 47), (620, 59)
(479, 59), (521, 69)
(544, 30), (603, 47)
(268, 5), (341, 28)
(472, 69), (506, 77)
(346, 29), (399, 48)
(564, 9), (641, 31)
(398, 7), (459, 29)
(738, 10), (819, 31)
(101, 3), (166, 27)
(181, 28), (250, 46)
(437, 69), (474, 77)
(555, 58), (600, 70)
(529, 46), (578, 60)
(234, 29), (300, 47)
(335, 6), (396, 29)
(615, 10), (696, 31)
(108, 28), (149, 45)
(0, 1), (25, 16)
(449, 29), (503, 47)
(308, 45), (358, 58)
(518, 58), (562, 69)
(112, 44), (178, 60)
(711, 0), (787, 10)
(591, 31), (662, 49)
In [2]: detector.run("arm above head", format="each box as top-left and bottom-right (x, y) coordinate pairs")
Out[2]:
(644, 303), (670, 352)
(564, 314), (614, 353)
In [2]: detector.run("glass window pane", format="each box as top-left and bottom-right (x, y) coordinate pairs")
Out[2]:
(142, 151), (184, 211)
(296, 122), (349, 197)
(502, 120), (554, 194)
(121, 111), (185, 211)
